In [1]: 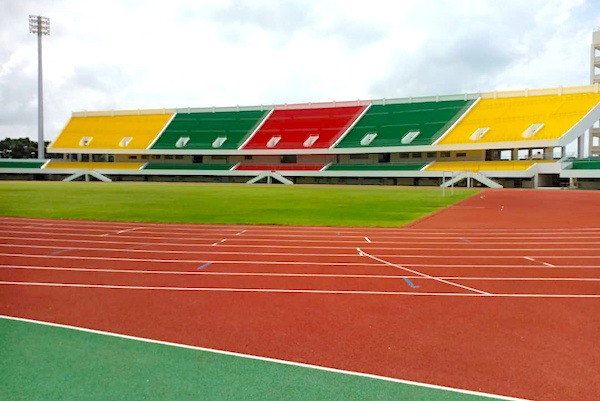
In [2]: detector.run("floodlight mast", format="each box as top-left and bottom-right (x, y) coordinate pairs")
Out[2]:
(29, 15), (50, 160)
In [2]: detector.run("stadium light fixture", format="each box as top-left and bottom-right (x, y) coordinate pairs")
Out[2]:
(29, 15), (50, 160)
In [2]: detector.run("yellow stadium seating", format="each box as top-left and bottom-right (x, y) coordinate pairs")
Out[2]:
(50, 114), (173, 150)
(425, 160), (552, 172)
(437, 93), (600, 145)
(45, 161), (145, 170)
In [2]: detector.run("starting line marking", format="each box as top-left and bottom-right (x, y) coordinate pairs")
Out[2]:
(365, 237), (371, 243)
(115, 227), (142, 235)
(357, 248), (492, 295)
(197, 262), (212, 270)
(0, 315), (529, 401)
(524, 256), (556, 268)
(403, 277), (420, 289)
(50, 248), (73, 255)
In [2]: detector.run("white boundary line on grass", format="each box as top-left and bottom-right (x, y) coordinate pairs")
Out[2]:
(0, 314), (530, 401)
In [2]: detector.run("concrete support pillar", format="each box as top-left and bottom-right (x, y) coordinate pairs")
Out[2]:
(577, 135), (586, 158)
(511, 149), (519, 160)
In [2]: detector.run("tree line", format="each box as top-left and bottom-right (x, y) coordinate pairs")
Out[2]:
(0, 137), (51, 159)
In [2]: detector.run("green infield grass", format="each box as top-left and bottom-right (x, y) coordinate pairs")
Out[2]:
(0, 181), (478, 227)
(0, 317), (511, 401)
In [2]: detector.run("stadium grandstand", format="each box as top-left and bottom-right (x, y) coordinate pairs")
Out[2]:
(2, 84), (600, 189)
(3, 29), (600, 189)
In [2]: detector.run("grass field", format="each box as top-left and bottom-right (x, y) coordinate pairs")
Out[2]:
(0, 181), (478, 227)
(1, 317), (498, 401)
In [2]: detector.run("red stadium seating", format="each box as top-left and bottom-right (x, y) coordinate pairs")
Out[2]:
(241, 106), (366, 150)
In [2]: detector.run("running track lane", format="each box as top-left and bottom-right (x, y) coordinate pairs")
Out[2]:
(1, 189), (600, 401)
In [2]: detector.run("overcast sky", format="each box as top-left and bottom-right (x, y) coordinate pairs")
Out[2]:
(1, 0), (599, 142)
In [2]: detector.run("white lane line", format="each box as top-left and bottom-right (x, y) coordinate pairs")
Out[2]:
(0, 253), (374, 266)
(5, 236), (600, 251)
(543, 262), (556, 268)
(4, 244), (600, 259)
(0, 315), (530, 401)
(2, 252), (599, 269)
(0, 281), (598, 299)
(524, 257), (535, 262)
(0, 215), (593, 231)
(3, 224), (600, 239)
(5, 229), (600, 243)
(357, 248), (491, 295)
(5, 234), (600, 246)
(2, 264), (599, 281)
(2, 253), (600, 269)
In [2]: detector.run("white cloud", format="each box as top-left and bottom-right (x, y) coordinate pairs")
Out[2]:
(0, 0), (599, 141)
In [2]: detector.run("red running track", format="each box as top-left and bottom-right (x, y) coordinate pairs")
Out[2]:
(1, 188), (600, 401)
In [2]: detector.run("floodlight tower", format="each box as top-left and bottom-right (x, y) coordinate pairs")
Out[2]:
(29, 15), (50, 160)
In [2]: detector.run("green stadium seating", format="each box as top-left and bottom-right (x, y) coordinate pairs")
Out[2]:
(150, 110), (267, 150)
(0, 160), (46, 169)
(334, 100), (473, 148)
(143, 163), (234, 170)
(570, 159), (600, 169)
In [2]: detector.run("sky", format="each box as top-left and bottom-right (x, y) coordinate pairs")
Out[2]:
(1, 0), (599, 142)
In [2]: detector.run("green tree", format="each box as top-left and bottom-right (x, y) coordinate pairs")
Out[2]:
(0, 138), (50, 159)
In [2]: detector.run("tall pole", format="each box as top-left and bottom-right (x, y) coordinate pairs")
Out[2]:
(29, 15), (50, 160)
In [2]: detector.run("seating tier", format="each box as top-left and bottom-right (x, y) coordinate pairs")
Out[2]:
(44, 161), (145, 170)
(234, 163), (326, 171)
(241, 106), (366, 150)
(49, 114), (173, 150)
(334, 100), (473, 148)
(151, 110), (267, 150)
(325, 163), (426, 171)
(437, 93), (600, 145)
(425, 161), (542, 172)
(0, 160), (46, 168)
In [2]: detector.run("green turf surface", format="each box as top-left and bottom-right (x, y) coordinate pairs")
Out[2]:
(0, 181), (477, 227)
(0, 317), (509, 401)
